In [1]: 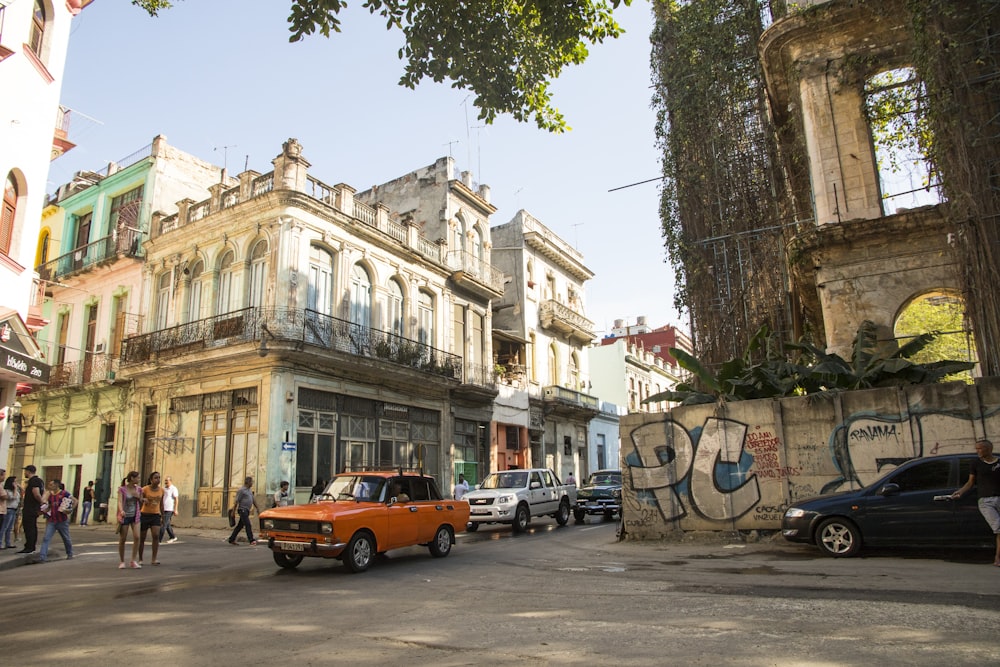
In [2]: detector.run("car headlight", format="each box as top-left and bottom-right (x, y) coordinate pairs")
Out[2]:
(263, 519), (275, 530)
(320, 522), (333, 535)
(497, 495), (511, 504)
(612, 488), (622, 499)
(784, 508), (807, 519)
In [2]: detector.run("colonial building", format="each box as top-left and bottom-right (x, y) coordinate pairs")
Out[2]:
(16, 135), (226, 506)
(589, 337), (685, 414)
(1, 0), (92, 467)
(106, 140), (499, 520)
(490, 210), (599, 482)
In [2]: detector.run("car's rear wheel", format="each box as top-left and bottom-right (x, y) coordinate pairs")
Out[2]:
(343, 531), (375, 572)
(273, 552), (303, 569)
(465, 521), (479, 532)
(815, 517), (861, 557)
(512, 504), (530, 533)
(555, 499), (570, 526)
(429, 525), (453, 557)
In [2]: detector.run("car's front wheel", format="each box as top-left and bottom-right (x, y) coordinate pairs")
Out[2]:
(466, 521), (479, 532)
(512, 504), (530, 533)
(429, 525), (454, 557)
(815, 517), (861, 557)
(343, 531), (375, 572)
(273, 552), (303, 569)
(555, 499), (570, 526)
(573, 507), (586, 523)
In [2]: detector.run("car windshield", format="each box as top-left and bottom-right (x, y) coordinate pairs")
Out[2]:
(326, 475), (386, 502)
(588, 472), (622, 486)
(481, 471), (529, 489)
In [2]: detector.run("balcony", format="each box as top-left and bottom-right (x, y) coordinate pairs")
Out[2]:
(446, 250), (505, 299)
(48, 354), (118, 389)
(121, 307), (466, 383)
(542, 384), (601, 420)
(538, 299), (595, 344)
(36, 227), (142, 283)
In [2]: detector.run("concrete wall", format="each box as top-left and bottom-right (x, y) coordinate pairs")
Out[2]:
(620, 377), (1000, 539)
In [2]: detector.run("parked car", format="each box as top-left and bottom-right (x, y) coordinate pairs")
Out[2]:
(573, 469), (622, 522)
(782, 453), (993, 557)
(464, 468), (576, 532)
(258, 471), (469, 572)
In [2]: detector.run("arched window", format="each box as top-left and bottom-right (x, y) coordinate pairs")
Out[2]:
(307, 244), (335, 314)
(217, 250), (236, 314)
(187, 260), (204, 322)
(451, 217), (465, 254)
(417, 290), (434, 346)
(894, 291), (976, 383)
(387, 279), (404, 337)
(2, 173), (17, 256)
(569, 352), (580, 390)
(248, 240), (268, 308)
(472, 226), (482, 261)
(155, 272), (171, 330)
(28, 1), (45, 58)
(36, 229), (50, 267)
(350, 264), (371, 328)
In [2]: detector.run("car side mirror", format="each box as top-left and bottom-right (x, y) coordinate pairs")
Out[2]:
(878, 483), (901, 496)
(530, 481), (541, 489)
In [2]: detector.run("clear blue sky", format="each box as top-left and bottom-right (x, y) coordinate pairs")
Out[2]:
(52, 0), (683, 334)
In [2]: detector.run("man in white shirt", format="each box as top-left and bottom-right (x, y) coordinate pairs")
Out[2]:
(160, 476), (179, 544)
(454, 474), (470, 500)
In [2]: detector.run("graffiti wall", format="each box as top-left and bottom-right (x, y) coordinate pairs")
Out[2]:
(620, 377), (1000, 538)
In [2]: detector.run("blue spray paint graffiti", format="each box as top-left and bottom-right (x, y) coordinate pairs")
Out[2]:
(625, 417), (760, 522)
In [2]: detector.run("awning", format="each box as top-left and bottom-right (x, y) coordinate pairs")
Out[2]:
(0, 315), (50, 385)
(493, 329), (530, 345)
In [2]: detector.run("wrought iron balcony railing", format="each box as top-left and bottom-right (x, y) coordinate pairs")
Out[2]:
(121, 307), (464, 382)
(36, 228), (142, 282)
(47, 354), (119, 389)
(543, 385), (600, 410)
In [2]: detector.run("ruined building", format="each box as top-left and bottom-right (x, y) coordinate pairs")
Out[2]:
(656, 0), (999, 375)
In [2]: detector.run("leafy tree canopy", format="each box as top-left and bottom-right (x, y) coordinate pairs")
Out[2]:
(132, 0), (631, 132)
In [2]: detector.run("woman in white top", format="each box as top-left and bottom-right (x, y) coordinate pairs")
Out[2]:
(1, 476), (18, 548)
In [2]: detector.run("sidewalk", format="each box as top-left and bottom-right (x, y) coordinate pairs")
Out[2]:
(0, 521), (238, 571)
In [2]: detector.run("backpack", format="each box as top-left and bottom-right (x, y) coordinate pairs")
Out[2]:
(58, 493), (77, 515)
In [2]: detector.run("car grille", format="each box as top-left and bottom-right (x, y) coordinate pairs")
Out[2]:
(469, 497), (493, 506)
(266, 519), (324, 533)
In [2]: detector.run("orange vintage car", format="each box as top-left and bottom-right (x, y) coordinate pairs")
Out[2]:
(258, 471), (470, 573)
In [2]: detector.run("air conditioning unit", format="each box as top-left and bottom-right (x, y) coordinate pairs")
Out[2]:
(94, 342), (105, 353)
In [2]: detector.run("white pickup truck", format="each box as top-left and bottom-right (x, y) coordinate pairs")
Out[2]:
(464, 468), (577, 533)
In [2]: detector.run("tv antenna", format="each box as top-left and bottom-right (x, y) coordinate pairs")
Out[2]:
(214, 144), (237, 172)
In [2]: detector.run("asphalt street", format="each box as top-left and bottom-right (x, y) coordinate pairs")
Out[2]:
(3, 518), (999, 666)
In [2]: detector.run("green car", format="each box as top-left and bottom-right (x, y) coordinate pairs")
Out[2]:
(573, 470), (623, 522)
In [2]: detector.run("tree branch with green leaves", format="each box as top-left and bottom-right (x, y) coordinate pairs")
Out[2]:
(132, 0), (631, 133)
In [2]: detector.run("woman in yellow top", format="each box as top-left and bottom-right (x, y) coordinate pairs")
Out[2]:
(138, 471), (165, 565)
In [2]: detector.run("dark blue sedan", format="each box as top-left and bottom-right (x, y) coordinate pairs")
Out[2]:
(782, 453), (993, 557)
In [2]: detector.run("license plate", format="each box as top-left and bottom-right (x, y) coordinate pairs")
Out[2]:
(470, 509), (489, 515)
(283, 542), (306, 551)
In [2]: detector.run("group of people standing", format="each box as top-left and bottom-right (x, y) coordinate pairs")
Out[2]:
(116, 471), (180, 569)
(0, 465), (75, 562)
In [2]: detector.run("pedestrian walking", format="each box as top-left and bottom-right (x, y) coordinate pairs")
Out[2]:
(117, 471), (142, 569)
(80, 481), (94, 526)
(228, 476), (257, 545)
(138, 472), (164, 565)
(951, 438), (1000, 566)
(2, 475), (19, 548)
(272, 480), (291, 508)
(37, 479), (74, 562)
(565, 472), (577, 486)
(454, 473), (470, 500)
(18, 465), (44, 554)
(0, 470), (6, 542)
(160, 476), (179, 543)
